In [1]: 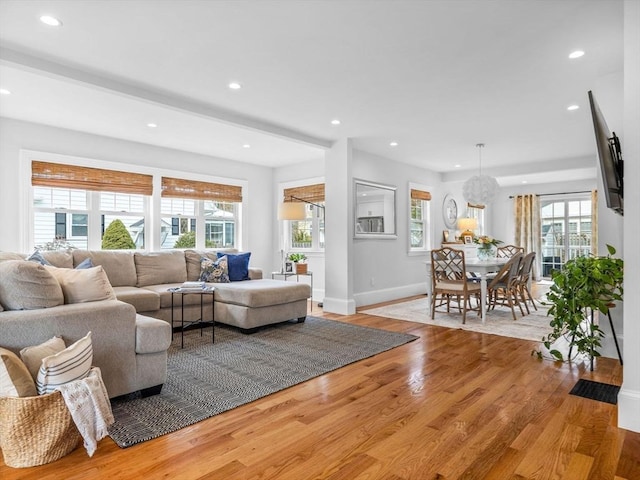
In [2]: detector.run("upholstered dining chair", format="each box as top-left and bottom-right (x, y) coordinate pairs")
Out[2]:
(496, 245), (525, 258)
(515, 252), (537, 314)
(487, 252), (524, 320)
(430, 247), (481, 324)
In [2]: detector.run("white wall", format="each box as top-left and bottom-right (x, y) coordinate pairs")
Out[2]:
(0, 118), (274, 270)
(352, 149), (442, 306)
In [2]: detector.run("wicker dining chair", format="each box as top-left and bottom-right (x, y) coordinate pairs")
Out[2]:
(496, 245), (525, 258)
(515, 251), (537, 313)
(430, 247), (481, 324)
(487, 252), (524, 320)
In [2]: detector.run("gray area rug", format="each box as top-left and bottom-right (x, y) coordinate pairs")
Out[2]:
(108, 316), (417, 447)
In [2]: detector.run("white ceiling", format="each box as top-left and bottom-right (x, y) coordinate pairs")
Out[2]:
(0, 0), (624, 182)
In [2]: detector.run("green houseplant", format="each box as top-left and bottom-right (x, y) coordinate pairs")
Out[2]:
(535, 244), (624, 362)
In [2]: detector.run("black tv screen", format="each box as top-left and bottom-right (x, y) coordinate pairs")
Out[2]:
(588, 90), (623, 216)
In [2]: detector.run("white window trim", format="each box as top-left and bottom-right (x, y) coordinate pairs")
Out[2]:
(19, 149), (248, 252)
(407, 181), (433, 256)
(278, 177), (325, 255)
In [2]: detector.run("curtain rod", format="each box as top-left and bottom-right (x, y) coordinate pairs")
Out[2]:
(509, 190), (591, 199)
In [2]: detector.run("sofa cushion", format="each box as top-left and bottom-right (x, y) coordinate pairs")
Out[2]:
(0, 347), (37, 397)
(45, 265), (117, 304)
(36, 332), (93, 395)
(184, 249), (238, 281)
(141, 284), (206, 309)
(135, 251), (187, 287)
(0, 260), (64, 310)
(0, 252), (25, 263)
(113, 286), (161, 312)
(73, 250), (137, 287)
(199, 256), (230, 283)
(19, 336), (67, 380)
(40, 251), (74, 268)
(213, 279), (310, 308)
(219, 252), (251, 282)
(135, 315), (172, 354)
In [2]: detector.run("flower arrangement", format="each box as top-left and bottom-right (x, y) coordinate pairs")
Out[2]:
(473, 236), (503, 249)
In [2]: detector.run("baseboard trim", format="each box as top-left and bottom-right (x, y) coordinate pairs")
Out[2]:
(322, 297), (356, 315)
(354, 283), (426, 308)
(618, 386), (640, 433)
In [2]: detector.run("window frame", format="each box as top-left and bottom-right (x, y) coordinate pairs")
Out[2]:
(408, 183), (432, 255)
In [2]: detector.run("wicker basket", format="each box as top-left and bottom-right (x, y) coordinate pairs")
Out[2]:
(0, 391), (81, 468)
(295, 263), (308, 274)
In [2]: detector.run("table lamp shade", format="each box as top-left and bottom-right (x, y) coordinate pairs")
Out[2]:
(278, 202), (306, 220)
(458, 217), (478, 237)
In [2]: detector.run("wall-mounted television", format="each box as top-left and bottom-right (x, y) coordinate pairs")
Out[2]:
(588, 90), (623, 216)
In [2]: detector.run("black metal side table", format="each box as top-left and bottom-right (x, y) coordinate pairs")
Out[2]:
(169, 287), (215, 348)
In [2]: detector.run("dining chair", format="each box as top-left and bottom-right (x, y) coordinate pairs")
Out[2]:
(496, 245), (525, 258)
(430, 247), (481, 324)
(487, 252), (524, 320)
(515, 251), (537, 313)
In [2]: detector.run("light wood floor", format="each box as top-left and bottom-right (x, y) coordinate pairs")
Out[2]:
(2, 297), (639, 480)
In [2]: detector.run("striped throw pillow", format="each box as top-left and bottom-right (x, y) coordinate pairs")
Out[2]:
(36, 332), (93, 395)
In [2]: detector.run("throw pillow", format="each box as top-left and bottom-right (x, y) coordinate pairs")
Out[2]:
(217, 251), (251, 282)
(26, 250), (51, 265)
(37, 332), (93, 395)
(0, 347), (37, 397)
(75, 257), (94, 269)
(199, 255), (230, 283)
(45, 265), (116, 304)
(0, 260), (64, 310)
(20, 336), (66, 380)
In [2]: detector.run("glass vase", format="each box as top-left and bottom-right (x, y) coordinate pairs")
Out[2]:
(477, 245), (496, 261)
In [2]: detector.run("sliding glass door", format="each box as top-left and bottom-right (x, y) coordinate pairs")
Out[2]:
(540, 196), (592, 277)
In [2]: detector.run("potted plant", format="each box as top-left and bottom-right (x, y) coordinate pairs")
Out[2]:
(535, 244), (624, 365)
(288, 253), (308, 274)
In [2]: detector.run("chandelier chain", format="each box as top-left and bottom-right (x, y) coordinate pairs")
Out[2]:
(476, 143), (485, 176)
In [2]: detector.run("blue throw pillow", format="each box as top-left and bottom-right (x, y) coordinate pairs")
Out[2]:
(75, 257), (94, 269)
(217, 252), (251, 282)
(26, 251), (51, 265)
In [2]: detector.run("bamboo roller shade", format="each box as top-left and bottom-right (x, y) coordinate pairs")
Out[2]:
(32, 161), (153, 195)
(410, 188), (431, 201)
(283, 183), (325, 203)
(162, 177), (242, 202)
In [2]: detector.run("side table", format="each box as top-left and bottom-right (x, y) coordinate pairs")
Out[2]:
(169, 287), (215, 348)
(271, 271), (313, 312)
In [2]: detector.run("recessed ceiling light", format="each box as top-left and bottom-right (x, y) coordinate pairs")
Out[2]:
(242, 144), (251, 149)
(40, 15), (62, 27)
(389, 141), (398, 147)
(0, 88), (10, 95)
(228, 82), (242, 90)
(569, 50), (585, 59)
(567, 105), (580, 111)
(147, 123), (157, 128)
(454, 164), (461, 168)
(522, 180), (528, 184)
(331, 119), (341, 125)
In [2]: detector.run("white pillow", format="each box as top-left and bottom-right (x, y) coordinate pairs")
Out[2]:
(0, 347), (37, 397)
(20, 336), (66, 380)
(37, 332), (93, 395)
(45, 265), (116, 304)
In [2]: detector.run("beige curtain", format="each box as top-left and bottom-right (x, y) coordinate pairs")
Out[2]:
(514, 194), (541, 280)
(591, 189), (598, 255)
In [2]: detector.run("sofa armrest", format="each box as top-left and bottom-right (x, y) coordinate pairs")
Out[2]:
(249, 267), (263, 280)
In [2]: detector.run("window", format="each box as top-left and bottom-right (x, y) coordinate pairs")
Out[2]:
(161, 176), (242, 249)
(283, 183), (325, 251)
(31, 161), (152, 250)
(466, 203), (485, 235)
(409, 187), (431, 252)
(540, 196), (592, 277)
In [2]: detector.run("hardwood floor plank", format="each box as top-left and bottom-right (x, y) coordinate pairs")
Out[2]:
(2, 301), (638, 479)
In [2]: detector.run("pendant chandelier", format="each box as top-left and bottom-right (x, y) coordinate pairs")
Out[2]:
(462, 143), (499, 206)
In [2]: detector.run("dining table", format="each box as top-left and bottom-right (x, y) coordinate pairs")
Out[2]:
(425, 257), (509, 324)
